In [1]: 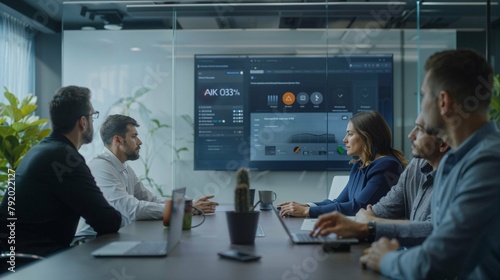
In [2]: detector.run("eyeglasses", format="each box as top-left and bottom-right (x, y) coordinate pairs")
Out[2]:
(87, 111), (99, 120)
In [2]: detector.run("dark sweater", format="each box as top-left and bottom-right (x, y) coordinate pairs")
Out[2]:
(0, 131), (121, 256)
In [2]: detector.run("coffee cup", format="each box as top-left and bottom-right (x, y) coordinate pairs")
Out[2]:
(258, 190), (277, 211)
(183, 199), (205, 230)
(164, 198), (205, 230)
(163, 199), (173, 227)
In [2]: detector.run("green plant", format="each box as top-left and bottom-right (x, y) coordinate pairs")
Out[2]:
(234, 168), (252, 212)
(0, 88), (51, 198)
(139, 117), (175, 197)
(490, 74), (500, 122)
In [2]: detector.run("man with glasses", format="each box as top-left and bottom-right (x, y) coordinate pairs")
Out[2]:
(0, 86), (122, 258)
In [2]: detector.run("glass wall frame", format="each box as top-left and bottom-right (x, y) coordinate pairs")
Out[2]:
(60, 0), (497, 204)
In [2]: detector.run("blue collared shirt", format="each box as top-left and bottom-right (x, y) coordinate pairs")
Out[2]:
(380, 122), (500, 279)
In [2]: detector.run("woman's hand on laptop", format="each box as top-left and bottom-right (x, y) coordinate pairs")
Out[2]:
(277, 202), (310, 217)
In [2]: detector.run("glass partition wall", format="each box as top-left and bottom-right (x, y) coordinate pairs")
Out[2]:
(61, 1), (496, 204)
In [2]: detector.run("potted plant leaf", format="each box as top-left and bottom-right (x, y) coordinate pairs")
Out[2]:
(489, 74), (500, 123)
(0, 88), (51, 200)
(226, 168), (260, 244)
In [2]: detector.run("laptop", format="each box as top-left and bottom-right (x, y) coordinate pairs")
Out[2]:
(91, 187), (186, 257)
(272, 206), (358, 244)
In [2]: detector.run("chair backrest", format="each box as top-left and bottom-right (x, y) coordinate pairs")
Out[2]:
(0, 253), (44, 273)
(328, 175), (349, 200)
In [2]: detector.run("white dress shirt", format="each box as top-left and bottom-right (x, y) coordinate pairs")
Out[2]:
(76, 148), (167, 236)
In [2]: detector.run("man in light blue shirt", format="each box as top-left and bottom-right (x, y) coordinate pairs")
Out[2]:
(360, 50), (500, 278)
(313, 49), (500, 279)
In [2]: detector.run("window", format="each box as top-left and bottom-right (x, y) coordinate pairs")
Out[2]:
(0, 12), (35, 102)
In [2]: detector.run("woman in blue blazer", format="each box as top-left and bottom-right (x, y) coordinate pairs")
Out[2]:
(278, 111), (407, 218)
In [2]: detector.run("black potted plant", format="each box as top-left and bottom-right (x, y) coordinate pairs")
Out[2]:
(226, 168), (260, 244)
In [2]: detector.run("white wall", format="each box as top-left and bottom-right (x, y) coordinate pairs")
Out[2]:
(35, 33), (61, 120)
(62, 29), (455, 204)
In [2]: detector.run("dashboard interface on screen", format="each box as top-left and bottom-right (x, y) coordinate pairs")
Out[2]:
(194, 54), (393, 171)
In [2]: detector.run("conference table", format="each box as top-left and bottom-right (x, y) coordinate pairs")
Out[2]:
(4, 206), (384, 279)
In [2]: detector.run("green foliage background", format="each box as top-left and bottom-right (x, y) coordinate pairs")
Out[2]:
(490, 74), (500, 122)
(0, 88), (51, 199)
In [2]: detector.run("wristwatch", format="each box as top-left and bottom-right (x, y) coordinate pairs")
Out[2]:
(366, 221), (376, 242)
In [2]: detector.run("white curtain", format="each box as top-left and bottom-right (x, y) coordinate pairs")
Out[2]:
(0, 12), (35, 102)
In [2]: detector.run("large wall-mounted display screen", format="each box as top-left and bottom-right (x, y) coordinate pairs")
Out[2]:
(194, 54), (393, 171)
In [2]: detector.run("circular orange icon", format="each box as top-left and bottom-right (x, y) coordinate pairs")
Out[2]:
(282, 92), (295, 105)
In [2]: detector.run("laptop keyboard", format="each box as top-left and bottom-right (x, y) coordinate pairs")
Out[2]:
(294, 233), (328, 242)
(126, 241), (167, 255)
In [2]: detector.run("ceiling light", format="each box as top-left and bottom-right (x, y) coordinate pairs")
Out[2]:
(422, 2), (498, 5)
(126, 2), (407, 9)
(104, 23), (123, 30)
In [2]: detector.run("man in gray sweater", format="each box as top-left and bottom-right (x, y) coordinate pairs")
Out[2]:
(310, 112), (448, 246)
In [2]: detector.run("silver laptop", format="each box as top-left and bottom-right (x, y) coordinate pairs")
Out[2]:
(91, 187), (186, 257)
(272, 206), (358, 244)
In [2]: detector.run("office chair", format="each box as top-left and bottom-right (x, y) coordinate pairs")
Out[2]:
(0, 234), (45, 273)
(328, 175), (349, 200)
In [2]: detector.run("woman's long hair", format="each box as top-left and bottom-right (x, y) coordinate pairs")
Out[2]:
(349, 111), (408, 169)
